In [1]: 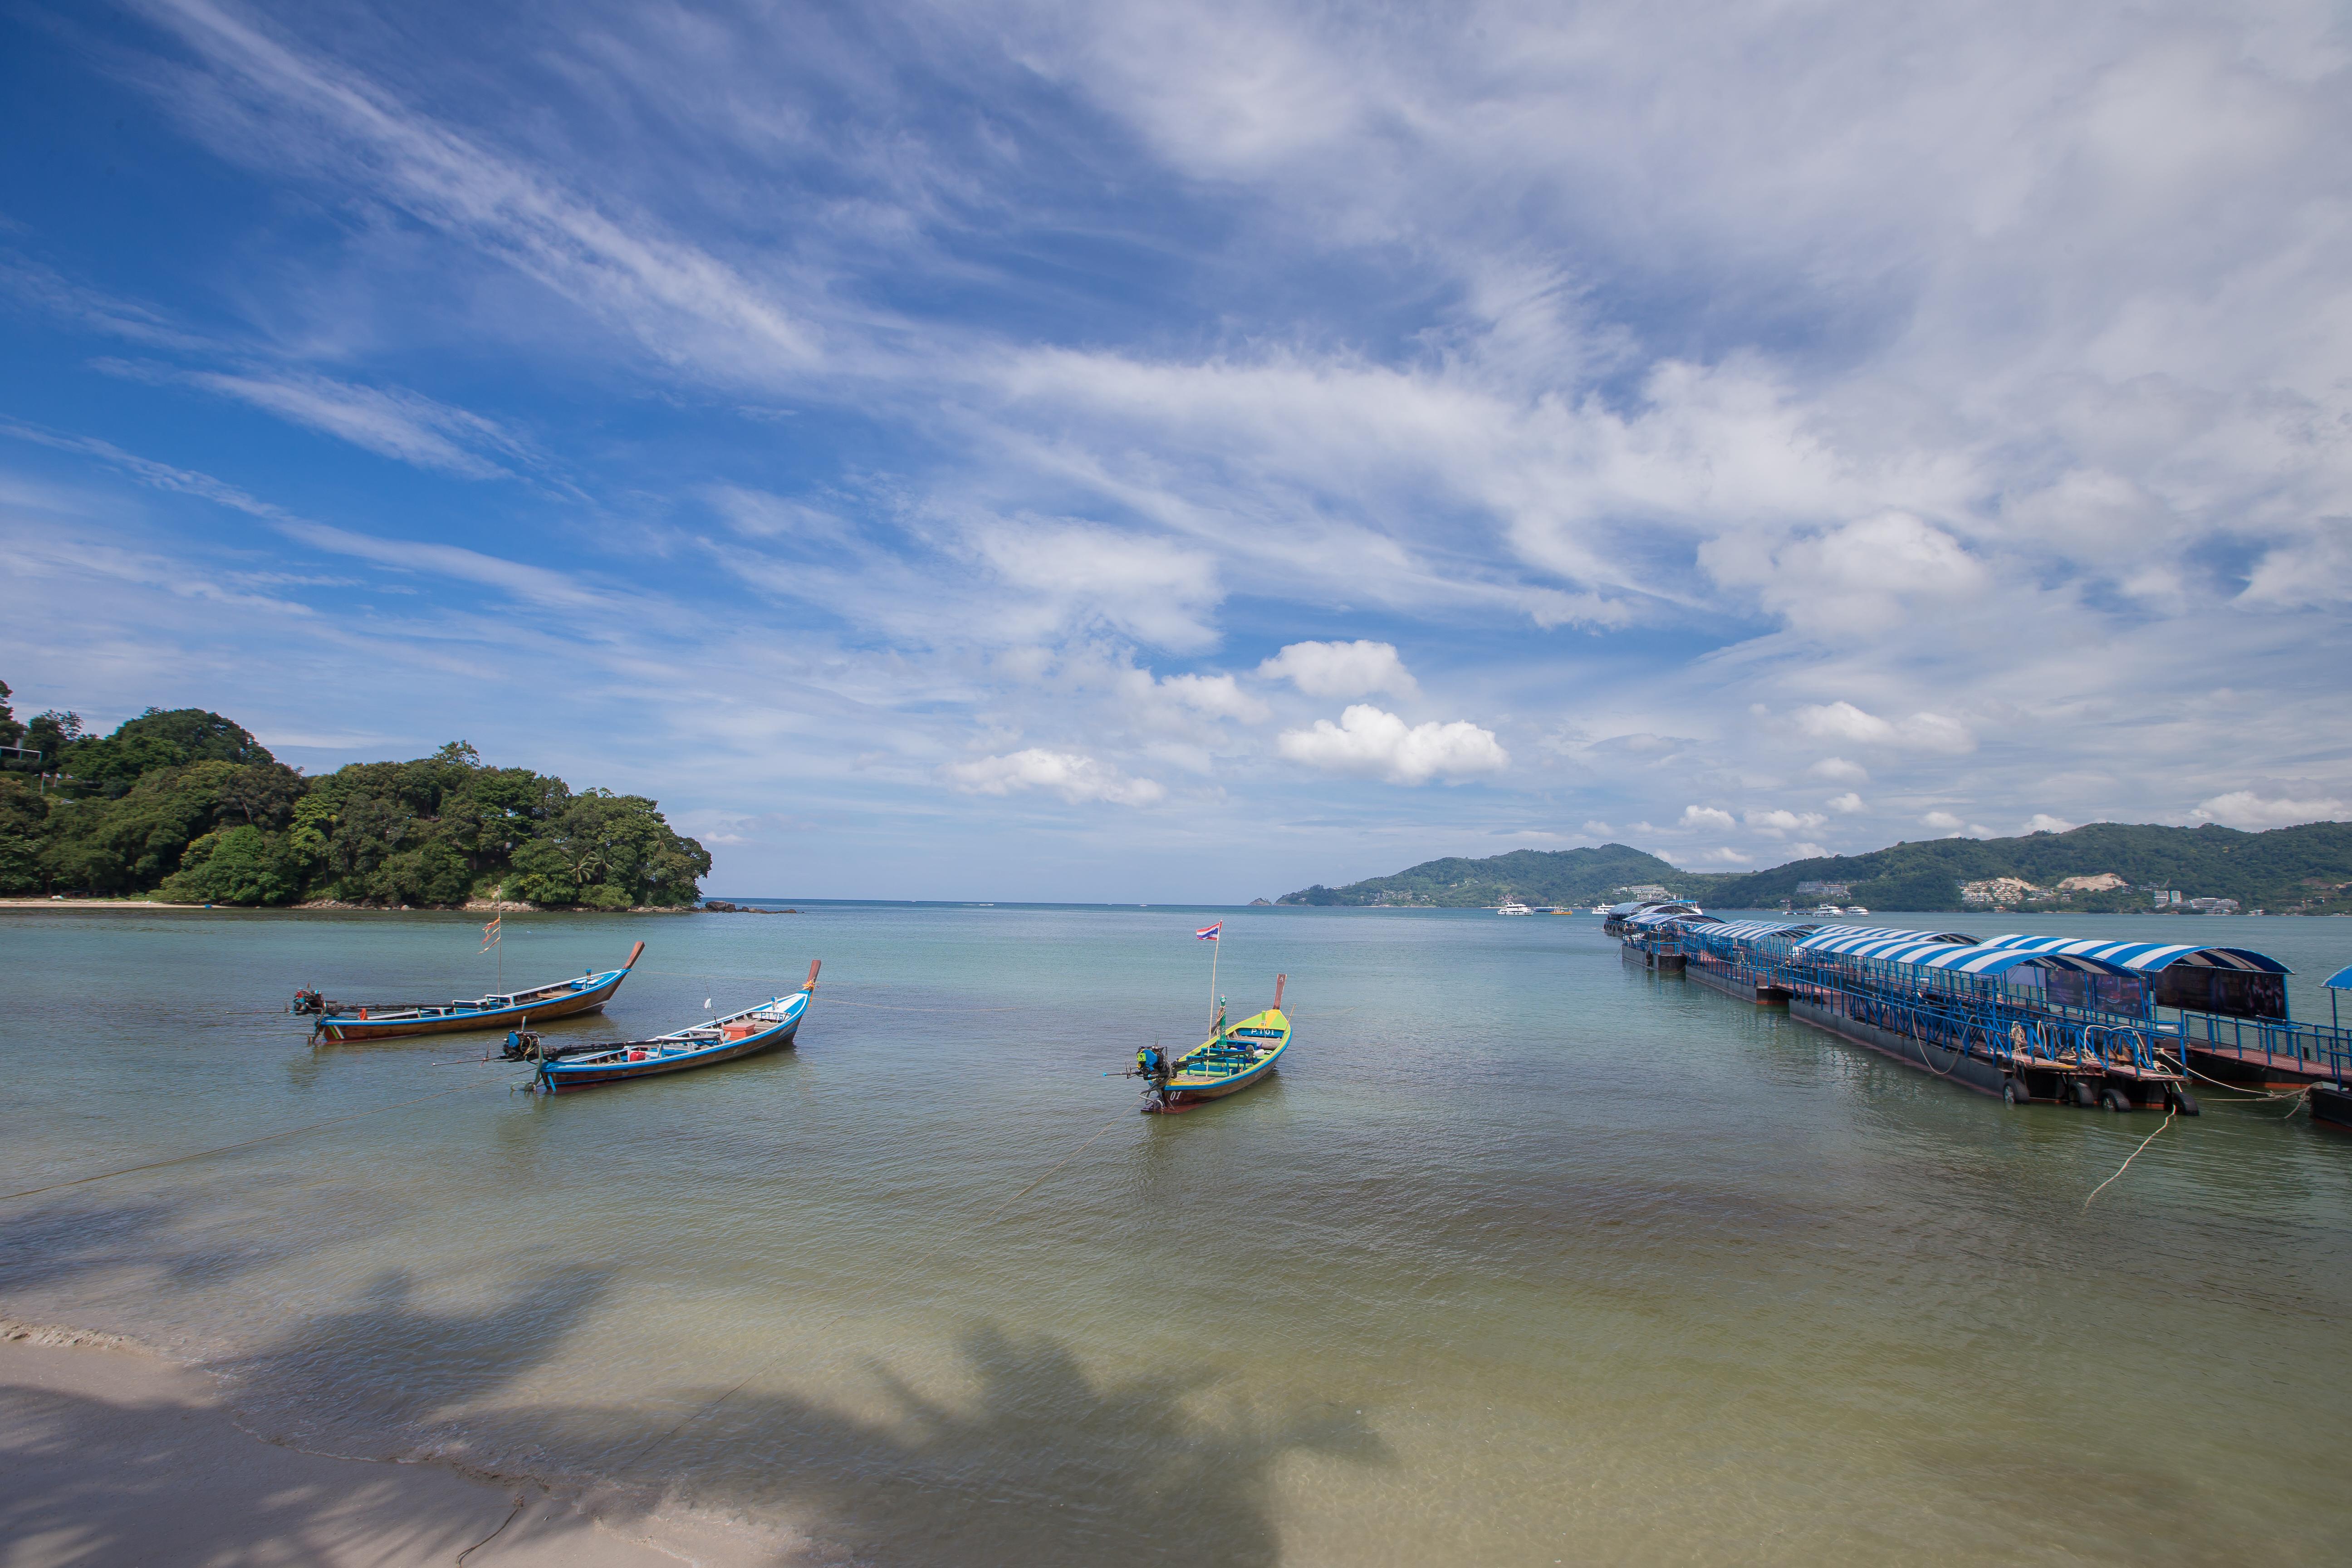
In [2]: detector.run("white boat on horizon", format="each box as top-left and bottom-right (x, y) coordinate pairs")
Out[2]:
(1497, 901), (1534, 915)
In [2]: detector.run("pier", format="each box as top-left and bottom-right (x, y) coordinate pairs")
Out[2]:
(1629, 916), (2352, 1118)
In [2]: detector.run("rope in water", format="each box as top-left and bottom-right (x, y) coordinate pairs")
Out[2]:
(0, 1083), (498, 1205)
(2082, 1106), (2176, 1210)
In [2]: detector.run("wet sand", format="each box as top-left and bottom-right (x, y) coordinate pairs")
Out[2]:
(0, 1325), (734, 1567)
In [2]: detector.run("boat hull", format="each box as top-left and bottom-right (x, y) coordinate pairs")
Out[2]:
(1150, 1007), (1292, 1112)
(538, 1017), (801, 1091)
(314, 966), (630, 1041)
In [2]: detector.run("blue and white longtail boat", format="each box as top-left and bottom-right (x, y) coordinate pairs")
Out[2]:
(297, 941), (645, 1043)
(529, 960), (819, 1093)
(1137, 974), (1291, 1113)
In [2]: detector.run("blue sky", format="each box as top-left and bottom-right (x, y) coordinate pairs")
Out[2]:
(3, 0), (2348, 900)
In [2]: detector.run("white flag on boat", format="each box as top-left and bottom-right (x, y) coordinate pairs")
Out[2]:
(1195, 922), (1221, 941)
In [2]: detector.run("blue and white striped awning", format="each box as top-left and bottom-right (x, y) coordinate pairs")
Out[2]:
(1976, 934), (2290, 975)
(1704, 919), (1820, 941)
(1625, 908), (1720, 931)
(1797, 927), (2138, 976)
(1795, 925), (1978, 957)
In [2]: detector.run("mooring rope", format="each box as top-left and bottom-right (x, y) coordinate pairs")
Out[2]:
(2083, 1106), (2176, 1210)
(0, 1083), (497, 1205)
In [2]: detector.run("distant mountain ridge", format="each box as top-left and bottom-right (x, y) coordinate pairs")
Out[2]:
(1279, 821), (2352, 914)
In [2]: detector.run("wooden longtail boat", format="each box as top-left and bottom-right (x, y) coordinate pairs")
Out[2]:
(1140, 975), (1290, 1114)
(296, 941), (645, 1043)
(529, 962), (819, 1093)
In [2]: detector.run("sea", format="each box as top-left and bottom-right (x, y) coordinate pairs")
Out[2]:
(3, 903), (2349, 1565)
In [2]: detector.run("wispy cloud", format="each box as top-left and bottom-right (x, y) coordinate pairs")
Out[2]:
(93, 359), (528, 479)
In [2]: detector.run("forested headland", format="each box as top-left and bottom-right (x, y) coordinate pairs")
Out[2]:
(1282, 820), (2352, 914)
(0, 680), (709, 909)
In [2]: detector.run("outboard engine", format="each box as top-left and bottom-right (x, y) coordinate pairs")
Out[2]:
(501, 1029), (544, 1062)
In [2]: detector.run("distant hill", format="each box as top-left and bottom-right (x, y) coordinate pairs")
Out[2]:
(1280, 821), (2352, 913)
(1279, 844), (1712, 907)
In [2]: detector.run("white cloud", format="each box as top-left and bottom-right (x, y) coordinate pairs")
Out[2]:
(1155, 672), (1270, 723)
(1256, 639), (1417, 699)
(971, 522), (1222, 650)
(1276, 704), (1507, 784)
(1921, 812), (1994, 837)
(945, 748), (1166, 806)
(1788, 841), (1829, 858)
(1827, 792), (1865, 813)
(1581, 819), (1613, 835)
(94, 360), (527, 480)
(1808, 757), (1869, 783)
(1746, 808), (1828, 835)
(2189, 791), (2347, 829)
(1679, 805), (1738, 831)
(1686, 846), (1754, 865)
(2024, 813), (2078, 833)
(1702, 512), (1991, 633)
(1794, 702), (1976, 755)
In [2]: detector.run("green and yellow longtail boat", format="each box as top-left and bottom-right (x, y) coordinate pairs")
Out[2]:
(1137, 974), (1291, 1114)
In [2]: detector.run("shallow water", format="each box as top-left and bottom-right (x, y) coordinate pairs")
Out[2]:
(3, 904), (2349, 1565)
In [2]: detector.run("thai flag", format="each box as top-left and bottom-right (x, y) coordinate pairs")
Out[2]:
(1195, 922), (1221, 941)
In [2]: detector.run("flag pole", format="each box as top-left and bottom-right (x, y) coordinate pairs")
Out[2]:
(1209, 919), (1221, 1033)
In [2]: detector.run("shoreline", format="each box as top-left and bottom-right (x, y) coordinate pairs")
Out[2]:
(0, 897), (701, 914)
(0, 1319), (766, 1567)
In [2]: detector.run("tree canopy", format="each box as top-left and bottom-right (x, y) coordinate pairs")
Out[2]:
(1, 685), (709, 909)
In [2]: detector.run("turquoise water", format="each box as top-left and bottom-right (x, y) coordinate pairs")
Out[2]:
(3, 904), (2350, 1564)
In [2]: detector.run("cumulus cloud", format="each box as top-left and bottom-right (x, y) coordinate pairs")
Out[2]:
(2024, 813), (2078, 833)
(1581, 819), (1613, 835)
(1921, 811), (1993, 837)
(945, 748), (1166, 806)
(1686, 847), (1754, 865)
(1788, 841), (1829, 859)
(1827, 792), (1864, 813)
(1808, 757), (1869, 783)
(1276, 704), (1507, 784)
(2190, 791), (2347, 829)
(1794, 702), (1975, 755)
(1256, 640), (1417, 699)
(1680, 805), (1737, 831)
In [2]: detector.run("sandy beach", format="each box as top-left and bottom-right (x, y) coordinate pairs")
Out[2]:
(0, 1324), (714, 1568)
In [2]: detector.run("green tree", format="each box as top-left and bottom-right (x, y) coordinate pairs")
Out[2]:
(0, 775), (47, 892)
(160, 825), (305, 906)
(60, 709), (274, 797)
(509, 791), (709, 908)
(0, 678), (20, 750)
(25, 710), (82, 765)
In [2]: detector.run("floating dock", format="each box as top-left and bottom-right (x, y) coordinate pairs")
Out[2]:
(1620, 912), (2352, 1118)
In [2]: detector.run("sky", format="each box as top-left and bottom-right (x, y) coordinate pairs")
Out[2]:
(2, 0), (2348, 901)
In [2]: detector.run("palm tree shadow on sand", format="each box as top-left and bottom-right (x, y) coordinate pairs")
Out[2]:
(508, 1319), (1393, 1566)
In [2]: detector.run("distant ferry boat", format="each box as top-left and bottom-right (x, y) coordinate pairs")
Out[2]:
(1497, 901), (1534, 915)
